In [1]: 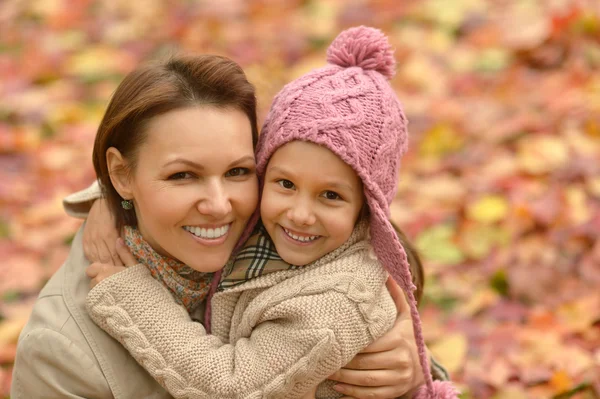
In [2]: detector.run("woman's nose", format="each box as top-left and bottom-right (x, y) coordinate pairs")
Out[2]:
(197, 180), (232, 218)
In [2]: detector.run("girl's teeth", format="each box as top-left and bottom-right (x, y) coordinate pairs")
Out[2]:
(185, 225), (230, 239)
(283, 227), (318, 242)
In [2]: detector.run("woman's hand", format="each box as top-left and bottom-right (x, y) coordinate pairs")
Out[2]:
(328, 278), (424, 399)
(83, 198), (122, 266)
(86, 238), (136, 288)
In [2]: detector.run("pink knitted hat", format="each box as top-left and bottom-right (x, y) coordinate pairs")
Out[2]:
(207, 26), (458, 398)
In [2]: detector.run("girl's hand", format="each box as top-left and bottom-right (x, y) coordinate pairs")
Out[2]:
(328, 278), (423, 399)
(86, 238), (137, 288)
(83, 198), (122, 266)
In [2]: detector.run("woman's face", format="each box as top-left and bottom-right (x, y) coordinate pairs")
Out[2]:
(116, 106), (258, 272)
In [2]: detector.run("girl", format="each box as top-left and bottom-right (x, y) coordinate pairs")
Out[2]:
(85, 27), (457, 398)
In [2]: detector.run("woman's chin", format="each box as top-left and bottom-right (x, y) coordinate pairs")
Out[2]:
(185, 255), (229, 274)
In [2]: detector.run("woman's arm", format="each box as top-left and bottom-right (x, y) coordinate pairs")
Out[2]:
(12, 327), (111, 399)
(86, 262), (393, 399)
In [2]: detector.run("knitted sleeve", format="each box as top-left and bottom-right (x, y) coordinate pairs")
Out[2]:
(62, 180), (103, 218)
(86, 265), (395, 399)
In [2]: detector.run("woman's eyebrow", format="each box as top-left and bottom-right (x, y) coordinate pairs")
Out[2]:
(162, 155), (255, 169)
(227, 155), (256, 168)
(162, 158), (204, 169)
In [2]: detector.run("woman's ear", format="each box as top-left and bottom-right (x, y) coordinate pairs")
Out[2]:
(106, 147), (133, 200)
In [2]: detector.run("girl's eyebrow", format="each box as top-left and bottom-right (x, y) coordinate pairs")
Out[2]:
(270, 165), (355, 192)
(324, 181), (354, 192)
(268, 166), (293, 176)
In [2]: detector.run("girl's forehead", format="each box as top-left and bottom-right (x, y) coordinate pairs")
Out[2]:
(267, 141), (363, 189)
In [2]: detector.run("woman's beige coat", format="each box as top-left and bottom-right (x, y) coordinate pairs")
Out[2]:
(11, 223), (178, 399)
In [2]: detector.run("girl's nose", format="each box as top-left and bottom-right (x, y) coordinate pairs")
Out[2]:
(287, 199), (316, 226)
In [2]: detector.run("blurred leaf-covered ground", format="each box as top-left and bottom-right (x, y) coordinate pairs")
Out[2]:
(1, 1), (600, 398)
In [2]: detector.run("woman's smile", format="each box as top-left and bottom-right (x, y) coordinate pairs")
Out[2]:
(183, 223), (232, 246)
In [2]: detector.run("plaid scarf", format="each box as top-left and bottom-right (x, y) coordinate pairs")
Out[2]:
(219, 224), (298, 290)
(124, 226), (212, 313)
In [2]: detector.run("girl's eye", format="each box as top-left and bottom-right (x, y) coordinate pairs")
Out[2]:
(168, 172), (192, 180)
(277, 179), (295, 189)
(226, 167), (249, 177)
(323, 191), (342, 200)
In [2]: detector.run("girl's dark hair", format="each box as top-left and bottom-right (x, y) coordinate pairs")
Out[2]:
(92, 55), (259, 231)
(391, 221), (425, 305)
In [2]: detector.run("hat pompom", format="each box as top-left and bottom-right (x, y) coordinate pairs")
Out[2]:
(326, 26), (396, 79)
(413, 381), (460, 399)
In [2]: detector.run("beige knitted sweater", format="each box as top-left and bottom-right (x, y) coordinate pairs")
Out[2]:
(86, 226), (396, 399)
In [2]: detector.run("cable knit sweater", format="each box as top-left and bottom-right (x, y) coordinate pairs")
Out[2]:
(86, 224), (396, 399)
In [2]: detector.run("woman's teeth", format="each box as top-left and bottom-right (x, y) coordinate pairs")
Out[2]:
(184, 224), (229, 239)
(283, 227), (319, 242)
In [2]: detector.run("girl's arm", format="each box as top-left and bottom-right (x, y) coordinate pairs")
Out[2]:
(328, 280), (450, 398)
(86, 245), (395, 399)
(86, 264), (392, 399)
(75, 193), (448, 398)
(64, 185), (122, 265)
(63, 180), (103, 218)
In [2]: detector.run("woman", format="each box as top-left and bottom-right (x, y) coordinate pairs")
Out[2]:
(12, 54), (429, 399)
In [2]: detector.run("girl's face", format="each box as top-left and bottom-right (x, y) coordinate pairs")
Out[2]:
(110, 106), (258, 272)
(261, 141), (364, 266)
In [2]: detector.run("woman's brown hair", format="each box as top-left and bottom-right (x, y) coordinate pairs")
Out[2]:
(92, 55), (258, 231)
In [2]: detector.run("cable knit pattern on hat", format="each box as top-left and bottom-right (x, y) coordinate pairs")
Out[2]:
(233, 26), (458, 398)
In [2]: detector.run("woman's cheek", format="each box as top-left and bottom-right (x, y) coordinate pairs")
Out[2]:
(233, 178), (259, 219)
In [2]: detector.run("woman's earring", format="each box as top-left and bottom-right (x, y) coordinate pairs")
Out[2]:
(121, 199), (133, 210)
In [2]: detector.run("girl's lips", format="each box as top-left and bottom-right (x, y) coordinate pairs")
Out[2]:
(278, 225), (320, 246)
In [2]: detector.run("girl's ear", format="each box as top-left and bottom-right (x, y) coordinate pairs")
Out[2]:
(357, 201), (370, 225)
(106, 147), (133, 200)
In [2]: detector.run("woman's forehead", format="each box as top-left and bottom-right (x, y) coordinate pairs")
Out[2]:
(140, 106), (255, 161)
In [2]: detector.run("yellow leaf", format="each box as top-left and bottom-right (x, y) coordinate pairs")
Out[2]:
(565, 186), (592, 224)
(458, 287), (499, 316)
(466, 195), (509, 224)
(419, 124), (464, 158)
(556, 294), (600, 333)
(460, 222), (510, 259)
(492, 385), (529, 399)
(549, 369), (572, 394)
(416, 224), (465, 265)
(429, 333), (467, 374)
(0, 318), (28, 346)
(517, 135), (569, 175)
(400, 54), (447, 95)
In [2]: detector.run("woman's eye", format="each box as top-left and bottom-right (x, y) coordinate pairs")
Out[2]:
(277, 179), (295, 189)
(168, 172), (192, 180)
(226, 167), (249, 177)
(323, 191), (342, 200)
